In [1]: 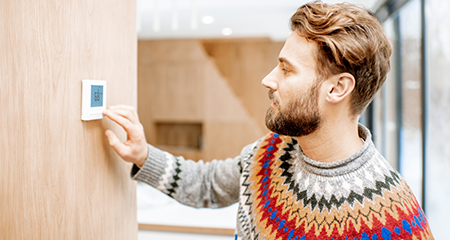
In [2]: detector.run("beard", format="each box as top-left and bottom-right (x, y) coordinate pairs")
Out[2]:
(265, 82), (321, 137)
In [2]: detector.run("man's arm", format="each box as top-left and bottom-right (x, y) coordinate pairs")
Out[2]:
(132, 144), (243, 208)
(103, 105), (250, 208)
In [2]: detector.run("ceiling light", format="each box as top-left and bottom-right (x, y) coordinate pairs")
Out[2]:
(202, 15), (215, 25)
(221, 28), (233, 36)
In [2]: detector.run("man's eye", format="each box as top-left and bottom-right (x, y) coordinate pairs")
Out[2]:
(282, 68), (289, 73)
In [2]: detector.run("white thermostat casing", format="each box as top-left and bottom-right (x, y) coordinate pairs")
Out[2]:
(81, 79), (107, 121)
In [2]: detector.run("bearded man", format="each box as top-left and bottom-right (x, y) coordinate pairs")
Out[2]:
(103, 1), (434, 239)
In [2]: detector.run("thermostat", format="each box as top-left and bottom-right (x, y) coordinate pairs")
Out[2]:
(81, 80), (107, 121)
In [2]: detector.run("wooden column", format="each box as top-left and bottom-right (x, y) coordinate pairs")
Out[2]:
(0, 0), (137, 239)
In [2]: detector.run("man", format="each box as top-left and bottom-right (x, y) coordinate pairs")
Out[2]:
(103, 1), (434, 239)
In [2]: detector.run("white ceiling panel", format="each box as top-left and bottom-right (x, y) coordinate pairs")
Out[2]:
(137, 0), (381, 41)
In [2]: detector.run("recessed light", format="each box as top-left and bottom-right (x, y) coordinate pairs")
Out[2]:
(202, 15), (215, 24)
(222, 27), (233, 36)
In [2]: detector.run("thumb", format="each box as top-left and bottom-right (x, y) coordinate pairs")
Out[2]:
(105, 130), (118, 146)
(105, 130), (127, 157)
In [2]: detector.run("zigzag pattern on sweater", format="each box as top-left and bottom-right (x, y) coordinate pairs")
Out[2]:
(237, 132), (433, 240)
(239, 141), (261, 237)
(278, 140), (404, 212)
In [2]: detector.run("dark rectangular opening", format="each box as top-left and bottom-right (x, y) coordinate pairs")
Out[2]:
(155, 122), (203, 150)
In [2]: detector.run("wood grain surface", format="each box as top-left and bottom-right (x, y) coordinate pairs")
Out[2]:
(0, 0), (137, 239)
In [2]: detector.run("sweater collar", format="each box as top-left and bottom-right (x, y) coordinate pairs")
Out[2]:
(297, 124), (376, 176)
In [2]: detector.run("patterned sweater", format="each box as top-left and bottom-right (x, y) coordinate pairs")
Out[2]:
(131, 125), (434, 239)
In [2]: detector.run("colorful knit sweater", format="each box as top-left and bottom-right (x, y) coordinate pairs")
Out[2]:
(131, 125), (434, 239)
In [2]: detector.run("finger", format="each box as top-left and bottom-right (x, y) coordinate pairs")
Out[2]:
(109, 105), (138, 118)
(107, 108), (140, 125)
(110, 105), (135, 110)
(103, 110), (142, 137)
(105, 130), (130, 158)
(122, 105), (140, 120)
(107, 106), (140, 124)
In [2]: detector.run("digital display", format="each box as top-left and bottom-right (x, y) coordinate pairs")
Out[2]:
(91, 85), (103, 107)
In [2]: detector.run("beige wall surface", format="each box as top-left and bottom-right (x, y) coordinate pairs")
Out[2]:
(0, 0), (137, 239)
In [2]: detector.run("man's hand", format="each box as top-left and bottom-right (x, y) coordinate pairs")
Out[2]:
(103, 105), (148, 168)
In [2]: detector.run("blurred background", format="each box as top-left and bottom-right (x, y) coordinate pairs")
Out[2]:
(135, 0), (449, 239)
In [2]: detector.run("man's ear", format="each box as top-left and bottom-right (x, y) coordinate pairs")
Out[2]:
(325, 73), (355, 104)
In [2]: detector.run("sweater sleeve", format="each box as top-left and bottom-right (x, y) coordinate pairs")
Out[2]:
(131, 142), (257, 209)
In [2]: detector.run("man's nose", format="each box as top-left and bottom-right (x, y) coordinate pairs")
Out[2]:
(261, 69), (278, 91)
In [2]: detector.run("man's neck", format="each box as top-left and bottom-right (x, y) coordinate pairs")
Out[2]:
(295, 121), (363, 163)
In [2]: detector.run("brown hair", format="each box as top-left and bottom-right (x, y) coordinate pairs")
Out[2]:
(290, 1), (392, 116)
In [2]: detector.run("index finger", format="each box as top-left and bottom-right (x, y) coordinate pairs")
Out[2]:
(103, 110), (141, 137)
(109, 105), (139, 119)
(106, 107), (140, 125)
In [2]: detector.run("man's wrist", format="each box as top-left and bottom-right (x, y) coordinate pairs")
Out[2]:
(135, 162), (144, 169)
(135, 145), (148, 168)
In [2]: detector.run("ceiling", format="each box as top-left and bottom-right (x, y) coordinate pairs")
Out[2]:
(137, 0), (381, 41)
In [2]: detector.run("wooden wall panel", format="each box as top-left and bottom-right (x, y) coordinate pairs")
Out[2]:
(0, 0), (137, 239)
(203, 61), (263, 160)
(142, 62), (205, 121)
(138, 39), (280, 161)
(138, 40), (207, 146)
(202, 39), (284, 132)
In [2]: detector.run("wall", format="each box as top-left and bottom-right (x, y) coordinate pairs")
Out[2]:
(0, 0), (137, 239)
(138, 39), (283, 161)
(202, 39), (284, 132)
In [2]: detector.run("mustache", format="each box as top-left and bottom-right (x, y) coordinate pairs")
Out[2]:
(268, 90), (278, 104)
(268, 90), (274, 100)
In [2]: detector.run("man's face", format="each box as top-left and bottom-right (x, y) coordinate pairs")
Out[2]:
(262, 33), (322, 137)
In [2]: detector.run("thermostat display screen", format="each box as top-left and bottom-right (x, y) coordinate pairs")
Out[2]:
(91, 85), (103, 107)
(82, 79), (106, 121)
